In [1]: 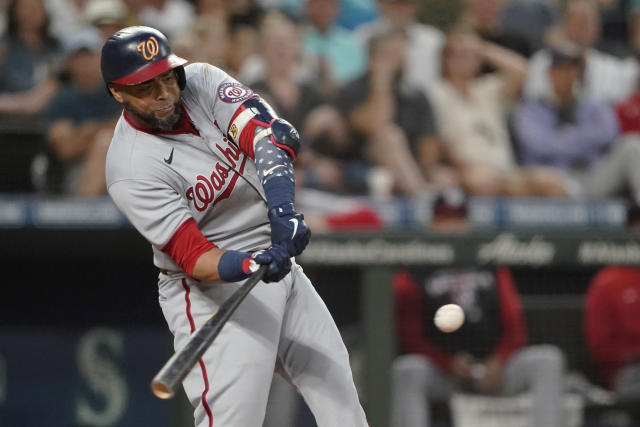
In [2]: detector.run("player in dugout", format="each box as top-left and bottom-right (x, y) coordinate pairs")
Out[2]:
(391, 266), (567, 427)
(100, 26), (368, 427)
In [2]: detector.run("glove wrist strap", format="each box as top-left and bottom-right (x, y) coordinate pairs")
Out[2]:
(268, 203), (295, 219)
(218, 250), (253, 282)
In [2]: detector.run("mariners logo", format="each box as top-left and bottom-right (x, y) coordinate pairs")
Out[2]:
(217, 82), (253, 103)
(137, 36), (160, 61)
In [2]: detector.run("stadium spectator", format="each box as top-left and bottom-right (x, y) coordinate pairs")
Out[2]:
(500, 0), (561, 54)
(615, 74), (640, 135)
(594, 0), (640, 56)
(585, 266), (640, 418)
(246, 11), (349, 193)
(391, 266), (566, 427)
(459, 0), (535, 62)
(337, 27), (452, 196)
(524, 0), (639, 104)
(514, 44), (640, 204)
(138, 0), (195, 38)
(302, 0), (367, 96)
(431, 31), (565, 196)
(40, 28), (121, 195)
(265, 0), (379, 30)
(192, 15), (231, 69)
(236, 10), (299, 84)
(45, 0), (89, 44)
(355, 0), (445, 97)
(0, 0), (62, 115)
(83, 0), (130, 42)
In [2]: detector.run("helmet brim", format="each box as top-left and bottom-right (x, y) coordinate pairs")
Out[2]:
(111, 54), (188, 86)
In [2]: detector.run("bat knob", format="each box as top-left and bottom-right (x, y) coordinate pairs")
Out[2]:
(151, 380), (175, 399)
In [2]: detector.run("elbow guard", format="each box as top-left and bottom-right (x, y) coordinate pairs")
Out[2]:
(228, 96), (301, 160)
(265, 118), (300, 160)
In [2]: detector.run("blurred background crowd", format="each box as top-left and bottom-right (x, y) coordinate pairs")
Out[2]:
(3, 0), (640, 219)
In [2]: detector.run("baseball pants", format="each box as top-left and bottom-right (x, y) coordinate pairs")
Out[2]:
(158, 261), (368, 427)
(391, 345), (566, 427)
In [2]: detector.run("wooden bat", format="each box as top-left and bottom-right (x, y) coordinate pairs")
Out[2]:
(151, 264), (268, 399)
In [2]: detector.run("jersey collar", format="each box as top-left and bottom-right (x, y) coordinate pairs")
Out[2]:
(123, 103), (200, 136)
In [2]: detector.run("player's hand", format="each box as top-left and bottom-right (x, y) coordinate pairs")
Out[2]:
(449, 353), (474, 381)
(268, 204), (311, 256)
(477, 356), (504, 393)
(253, 243), (292, 282)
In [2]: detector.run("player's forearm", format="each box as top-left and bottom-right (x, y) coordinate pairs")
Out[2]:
(192, 248), (258, 282)
(191, 248), (226, 282)
(253, 136), (296, 210)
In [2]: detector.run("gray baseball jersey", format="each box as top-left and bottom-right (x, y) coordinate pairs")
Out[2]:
(107, 63), (271, 273)
(105, 63), (368, 427)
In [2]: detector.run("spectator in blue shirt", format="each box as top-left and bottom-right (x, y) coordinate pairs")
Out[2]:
(42, 28), (121, 195)
(514, 43), (640, 204)
(303, 0), (367, 95)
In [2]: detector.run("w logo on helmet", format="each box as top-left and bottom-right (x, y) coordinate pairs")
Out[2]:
(137, 36), (160, 61)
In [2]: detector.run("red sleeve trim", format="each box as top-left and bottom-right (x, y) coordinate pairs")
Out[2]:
(162, 218), (216, 276)
(228, 103), (270, 159)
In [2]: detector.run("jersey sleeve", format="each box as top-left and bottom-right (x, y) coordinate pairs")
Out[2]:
(183, 63), (256, 139)
(109, 178), (197, 251)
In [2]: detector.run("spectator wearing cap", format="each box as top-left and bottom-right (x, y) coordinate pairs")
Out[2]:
(83, 0), (131, 42)
(524, 0), (639, 105)
(40, 28), (121, 195)
(514, 43), (640, 206)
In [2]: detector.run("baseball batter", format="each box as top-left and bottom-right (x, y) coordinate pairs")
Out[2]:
(101, 26), (368, 427)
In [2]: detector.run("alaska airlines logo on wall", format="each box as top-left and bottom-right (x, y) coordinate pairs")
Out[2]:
(137, 36), (159, 61)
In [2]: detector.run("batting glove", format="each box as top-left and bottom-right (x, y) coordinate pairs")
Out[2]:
(253, 243), (292, 282)
(268, 203), (311, 257)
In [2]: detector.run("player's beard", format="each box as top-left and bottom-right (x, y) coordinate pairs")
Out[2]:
(124, 101), (182, 130)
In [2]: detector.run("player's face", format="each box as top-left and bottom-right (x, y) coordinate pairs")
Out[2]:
(110, 70), (182, 130)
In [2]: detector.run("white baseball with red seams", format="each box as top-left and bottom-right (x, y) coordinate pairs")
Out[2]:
(106, 63), (368, 427)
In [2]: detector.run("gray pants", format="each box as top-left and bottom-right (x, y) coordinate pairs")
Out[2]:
(571, 135), (640, 202)
(391, 345), (566, 427)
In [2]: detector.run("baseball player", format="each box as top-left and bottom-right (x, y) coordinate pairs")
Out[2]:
(101, 26), (368, 427)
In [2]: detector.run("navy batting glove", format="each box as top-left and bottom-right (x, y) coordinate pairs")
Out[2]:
(253, 244), (292, 282)
(268, 203), (311, 257)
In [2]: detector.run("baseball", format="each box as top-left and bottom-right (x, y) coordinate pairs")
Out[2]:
(434, 304), (465, 333)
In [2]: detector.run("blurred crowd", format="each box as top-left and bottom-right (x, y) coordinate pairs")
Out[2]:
(2, 0), (640, 209)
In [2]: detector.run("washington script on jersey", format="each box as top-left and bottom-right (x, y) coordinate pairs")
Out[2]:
(185, 140), (246, 212)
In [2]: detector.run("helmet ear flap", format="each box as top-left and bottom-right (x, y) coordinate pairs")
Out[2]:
(175, 66), (186, 90)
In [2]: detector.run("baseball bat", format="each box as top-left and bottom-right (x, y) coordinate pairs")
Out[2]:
(151, 264), (268, 399)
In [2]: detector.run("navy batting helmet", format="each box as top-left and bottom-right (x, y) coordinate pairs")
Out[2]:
(101, 26), (187, 89)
